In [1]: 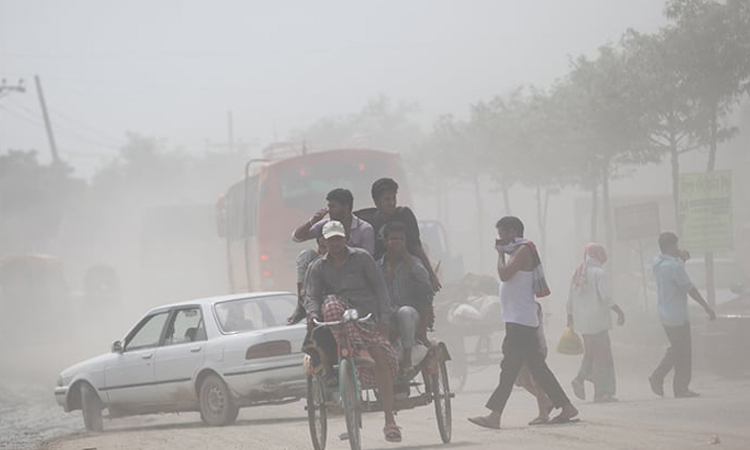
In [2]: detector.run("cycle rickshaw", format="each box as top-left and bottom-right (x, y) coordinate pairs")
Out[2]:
(304, 308), (453, 450)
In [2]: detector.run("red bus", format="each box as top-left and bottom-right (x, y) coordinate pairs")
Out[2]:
(217, 145), (411, 293)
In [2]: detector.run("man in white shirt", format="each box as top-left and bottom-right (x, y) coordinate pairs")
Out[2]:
(567, 243), (625, 403)
(469, 216), (578, 429)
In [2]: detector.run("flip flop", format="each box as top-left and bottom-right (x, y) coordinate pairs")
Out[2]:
(468, 416), (501, 430)
(549, 415), (581, 425)
(528, 416), (550, 426)
(384, 423), (402, 442)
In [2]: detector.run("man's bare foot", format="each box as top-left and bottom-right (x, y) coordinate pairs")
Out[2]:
(468, 411), (501, 429)
(550, 403), (579, 424)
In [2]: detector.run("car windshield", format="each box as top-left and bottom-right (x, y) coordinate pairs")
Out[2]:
(214, 294), (297, 333)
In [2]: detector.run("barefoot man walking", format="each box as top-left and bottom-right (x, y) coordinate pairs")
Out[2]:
(469, 216), (578, 429)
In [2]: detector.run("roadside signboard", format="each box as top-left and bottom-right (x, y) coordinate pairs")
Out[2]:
(614, 202), (661, 241)
(679, 171), (733, 252)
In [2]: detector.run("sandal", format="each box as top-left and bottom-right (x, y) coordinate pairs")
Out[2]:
(528, 416), (549, 426)
(383, 423), (402, 442)
(468, 416), (501, 430)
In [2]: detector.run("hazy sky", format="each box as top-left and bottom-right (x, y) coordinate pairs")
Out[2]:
(1, 0), (666, 176)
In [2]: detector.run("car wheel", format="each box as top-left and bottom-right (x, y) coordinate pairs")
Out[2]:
(80, 383), (103, 432)
(198, 374), (239, 426)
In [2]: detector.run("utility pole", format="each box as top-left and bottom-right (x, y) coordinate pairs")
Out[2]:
(34, 75), (60, 164)
(227, 110), (235, 152)
(0, 78), (26, 96)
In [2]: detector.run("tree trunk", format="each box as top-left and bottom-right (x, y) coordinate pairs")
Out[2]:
(590, 182), (599, 243)
(474, 176), (486, 272)
(602, 163), (614, 262)
(705, 103), (719, 308)
(535, 183), (546, 258)
(670, 143), (680, 231)
(501, 181), (512, 215)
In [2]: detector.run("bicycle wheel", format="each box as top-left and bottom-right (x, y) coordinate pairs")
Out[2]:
(306, 374), (328, 450)
(432, 348), (452, 443)
(339, 359), (362, 450)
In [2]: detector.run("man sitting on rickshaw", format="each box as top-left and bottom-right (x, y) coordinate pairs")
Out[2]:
(377, 221), (435, 378)
(304, 220), (403, 443)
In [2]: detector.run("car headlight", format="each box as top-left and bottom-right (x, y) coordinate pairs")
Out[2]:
(342, 308), (359, 322)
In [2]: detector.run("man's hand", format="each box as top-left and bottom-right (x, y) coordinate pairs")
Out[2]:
(679, 249), (691, 262)
(430, 272), (442, 292)
(306, 313), (320, 331)
(310, 208), (329, 225)
(706, 306), (716, 321)
(287, 303), (307, 325)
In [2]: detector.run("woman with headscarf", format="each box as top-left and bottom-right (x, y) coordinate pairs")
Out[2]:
(567, 243), (625, 403)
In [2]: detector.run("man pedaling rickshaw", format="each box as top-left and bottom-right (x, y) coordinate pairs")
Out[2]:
(305, 220), (422, 443)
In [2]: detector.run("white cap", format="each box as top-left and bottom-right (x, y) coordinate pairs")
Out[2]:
(322, 220), (346, 239)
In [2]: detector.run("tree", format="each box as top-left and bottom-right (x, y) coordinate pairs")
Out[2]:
(290, 95), (424, 152)
(563, 44), (660, 252)
(0, 150), (85, 254)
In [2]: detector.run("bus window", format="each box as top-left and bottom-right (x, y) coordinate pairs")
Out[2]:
(276, 160), (389, 211)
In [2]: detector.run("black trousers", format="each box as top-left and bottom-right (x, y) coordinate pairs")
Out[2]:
(652, 322), (692, 395)
(486, 322), (570, 412)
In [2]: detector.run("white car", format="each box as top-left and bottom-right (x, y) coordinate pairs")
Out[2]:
(54, 292), (307, 431)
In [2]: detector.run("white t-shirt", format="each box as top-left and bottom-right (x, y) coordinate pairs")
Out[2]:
(500, 270), (540, 327)
(566, 261), (614, 335)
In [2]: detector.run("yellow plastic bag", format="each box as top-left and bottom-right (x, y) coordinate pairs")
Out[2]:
(556, 326), (584, 355)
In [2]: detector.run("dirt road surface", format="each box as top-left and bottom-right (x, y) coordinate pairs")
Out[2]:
(33, 356), (750, 450)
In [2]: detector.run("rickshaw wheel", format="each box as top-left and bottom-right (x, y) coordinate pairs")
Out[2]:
(306, 374), (328, 450)
(340, 359), (362, 450)
(431, 349), (452, 443)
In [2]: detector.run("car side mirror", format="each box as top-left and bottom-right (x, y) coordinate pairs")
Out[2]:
(112, 340), (123, 353)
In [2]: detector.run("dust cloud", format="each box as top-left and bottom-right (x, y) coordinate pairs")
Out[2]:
(1, 1), (749, 449)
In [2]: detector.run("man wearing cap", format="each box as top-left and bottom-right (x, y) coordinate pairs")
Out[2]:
(304, 220), (403, 443)
(293, 188), (375, 255)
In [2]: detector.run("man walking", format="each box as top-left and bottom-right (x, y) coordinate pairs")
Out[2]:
(469, 216), (577, 429)
(650, 232), (715, 398)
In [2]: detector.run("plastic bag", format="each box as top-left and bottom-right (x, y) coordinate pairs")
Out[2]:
(556, 326), (584, 355)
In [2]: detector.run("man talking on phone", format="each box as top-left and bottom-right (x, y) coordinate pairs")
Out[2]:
(292, 188), (375, 255)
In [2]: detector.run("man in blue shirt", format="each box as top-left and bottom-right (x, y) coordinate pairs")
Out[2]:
(650, 232), (715, 398)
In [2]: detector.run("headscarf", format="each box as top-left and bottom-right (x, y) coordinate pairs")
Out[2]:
(571, 243), (607, 290)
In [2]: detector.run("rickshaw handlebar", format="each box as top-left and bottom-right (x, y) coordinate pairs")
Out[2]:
(313, 312), (373, 328)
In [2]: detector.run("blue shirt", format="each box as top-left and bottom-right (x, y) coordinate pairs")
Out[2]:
(652, 253), (695, 327)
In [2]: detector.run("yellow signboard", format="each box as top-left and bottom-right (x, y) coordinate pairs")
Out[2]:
(678, 171), (733, 252)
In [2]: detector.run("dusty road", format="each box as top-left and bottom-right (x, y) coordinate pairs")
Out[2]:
(34, 355), (750, 450)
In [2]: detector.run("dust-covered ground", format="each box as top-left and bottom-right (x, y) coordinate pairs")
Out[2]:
(11, 347), (748, 450)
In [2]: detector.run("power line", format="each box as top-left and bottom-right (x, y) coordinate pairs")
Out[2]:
(0, 103), (122, 151)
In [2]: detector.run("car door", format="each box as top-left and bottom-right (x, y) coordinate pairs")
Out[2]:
(154, 306), (206, 406)
(103, 311), (169, 407)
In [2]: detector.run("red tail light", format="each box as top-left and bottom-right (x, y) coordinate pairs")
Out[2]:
(246, 340), (291, 359)
(260, 253), (270, 262)
(358, 163), (366, 171)
(261, 270), (272, 278)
